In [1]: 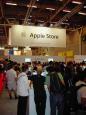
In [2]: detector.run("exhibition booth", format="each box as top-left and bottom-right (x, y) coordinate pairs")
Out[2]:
(9, 25), (67, 115)
(0, 25), (86, 115)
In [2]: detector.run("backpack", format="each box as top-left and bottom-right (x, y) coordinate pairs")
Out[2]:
(50, 72), (65, 94)
(64, 83), (86, 111)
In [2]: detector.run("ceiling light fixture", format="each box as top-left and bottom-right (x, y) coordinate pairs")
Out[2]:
(46, 8), (55, 11)
(63, 9), (71, 13)
(72, 1), (82, 4)
(29, 15), (32, 18)
(59, 0), (63, 1)
(27, 5), (37, 8)
(61, 22), (69, 25)
(78, 12), (86, 15)
(84, 6), (86, 8)
(32, 5), (37, 8)
(50, 24), (53, 27)
(6, 2), (17, 6)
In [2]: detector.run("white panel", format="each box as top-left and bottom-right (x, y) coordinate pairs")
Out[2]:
(74, 55), (86, 62)
(10, 55), (65, 64)
(10, 25), (66, 47)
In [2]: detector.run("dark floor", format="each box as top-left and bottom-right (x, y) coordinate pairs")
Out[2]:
(0, 90), (17, 115)
(0, 90), (86, 115)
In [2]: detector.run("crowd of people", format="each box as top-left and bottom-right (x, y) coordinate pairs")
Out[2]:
(0, 59), (86, 115)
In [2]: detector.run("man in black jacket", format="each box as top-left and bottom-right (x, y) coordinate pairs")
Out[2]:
(30, 66), (46, 115)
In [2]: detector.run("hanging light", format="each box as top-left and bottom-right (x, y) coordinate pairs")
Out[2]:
(72, 1), (82, 4)
(78, 12), (86, 15)
(6, 2), (17, 6)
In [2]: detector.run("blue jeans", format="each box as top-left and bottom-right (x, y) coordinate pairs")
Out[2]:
(50, 92), (64, 115)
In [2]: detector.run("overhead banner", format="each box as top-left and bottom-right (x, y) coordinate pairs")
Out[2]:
(10, 25), (66, 47)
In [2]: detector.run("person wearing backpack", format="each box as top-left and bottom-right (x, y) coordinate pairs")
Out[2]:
(63, 62), (79, 115)
(47, 62), (65, 115)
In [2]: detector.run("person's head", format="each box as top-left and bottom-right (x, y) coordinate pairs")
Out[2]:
(22, 65), (27, 72)
(0, 64), (3, 73)
(14, 65), (21, 75)
(37, 65), (43, 75)
(7, 62), (14, 70)
(54, 62), (60, 72)
(46, 66), (54, 73)
(78, 71), (86, 81)
(33, 66), (37, 71)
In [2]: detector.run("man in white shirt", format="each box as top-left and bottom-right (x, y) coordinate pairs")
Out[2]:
(17, 65), (29, 115)
(6, 63), (17, 99)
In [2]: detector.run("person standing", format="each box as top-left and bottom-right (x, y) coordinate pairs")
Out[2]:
(17, 65), (29, 115)
(46, 62), (65, 115)
(6, 63), (17, 99)
(30, 66), (46, 115)
(0, 64), (5, 95)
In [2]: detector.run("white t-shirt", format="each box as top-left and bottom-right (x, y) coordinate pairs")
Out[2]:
(75, 80), (86, 104)
(6, 68), (17, 90)
(17, 72), (29, 96)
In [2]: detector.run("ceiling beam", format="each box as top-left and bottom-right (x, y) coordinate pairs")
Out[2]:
(44, 0), (72, 26)
(0, 23), (12, 26)
(23, 0), (37, 25)
(0, 1), (8, 39)
(55, 3), (83, 27)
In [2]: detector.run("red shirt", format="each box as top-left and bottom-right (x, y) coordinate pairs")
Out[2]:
(0, 73), (5, 94)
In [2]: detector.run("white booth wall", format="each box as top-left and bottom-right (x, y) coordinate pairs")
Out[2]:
(74, 55), (86, 63)
(10, 55), (65, 64)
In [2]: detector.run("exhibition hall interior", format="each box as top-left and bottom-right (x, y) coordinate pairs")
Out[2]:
(0, 0), (86, 115)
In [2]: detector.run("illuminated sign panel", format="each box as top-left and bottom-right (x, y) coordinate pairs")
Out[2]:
(10, 25), (66, 47)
